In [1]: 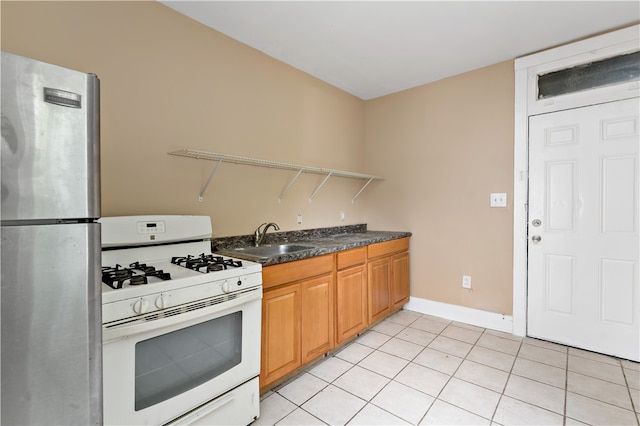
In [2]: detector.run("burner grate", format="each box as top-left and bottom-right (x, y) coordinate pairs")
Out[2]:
(171, 254), (243, 273)
(101, 263), (171, 290)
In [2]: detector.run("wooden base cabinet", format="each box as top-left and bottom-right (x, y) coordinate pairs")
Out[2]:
(259, 240), (410, 390)
(391, 251), (410, 309)
(301, 274), (334, 364)
(260, 255), (334, 389)
(335, 247), (368, 345)
(367, 257), (391, 324)
(367, 238), (410, 325)
(261, 285), (300, 386)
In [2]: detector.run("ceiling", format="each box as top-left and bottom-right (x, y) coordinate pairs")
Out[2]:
(160, 1), (640, 100)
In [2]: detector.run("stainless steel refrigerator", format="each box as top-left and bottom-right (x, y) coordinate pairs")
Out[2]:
(1, 52), (102, 425)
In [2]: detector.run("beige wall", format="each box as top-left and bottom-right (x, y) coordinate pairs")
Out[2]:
(364, 62), (515, 314)
(2, 1), (516, 315)
(1, 1), (368, 237)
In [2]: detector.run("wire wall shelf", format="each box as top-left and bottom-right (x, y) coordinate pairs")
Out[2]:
(168, 149), (384, 203)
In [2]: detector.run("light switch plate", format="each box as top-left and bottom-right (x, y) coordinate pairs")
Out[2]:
(462, 275), (472, 289)
(490, 193), (507, 207)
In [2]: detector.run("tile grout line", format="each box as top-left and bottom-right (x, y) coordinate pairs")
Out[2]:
(399, 315), (516, 424)
(619, 360), (640, 426)
(377, 316), (443, 425)
(489, 329), (524, 425)
(299, 314), (424, 425)
(413, 317), (461, 425)
(345, 313), (470, 425)
(415, 318), (494, 425)
(262, 310), (640, 425)
(563, 344), (569, 426)
(342, 323), (411, 426)
(343, 315), (436, 425)
(271, 339), (364, 424)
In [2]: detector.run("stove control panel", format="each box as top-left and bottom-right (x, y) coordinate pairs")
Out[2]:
(137, 220), (166, 234)
(102, 271), (263, 324)
(133, 298), (150, 315)
(221, 278), (245, 293)
(155, 293), (170, 309)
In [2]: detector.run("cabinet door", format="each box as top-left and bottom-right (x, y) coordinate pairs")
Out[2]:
(367, 257), (391, 324)
(336, 265), (368, 344)
(301, 274), (334, 364)
(261, 284), (300, 387)
(391, 252), (410, 309)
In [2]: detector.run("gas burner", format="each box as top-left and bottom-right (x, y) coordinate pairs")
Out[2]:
(101, 263), (171, 290)
(171, 254), (243, 273)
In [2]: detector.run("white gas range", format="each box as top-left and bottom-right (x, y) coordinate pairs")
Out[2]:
(100, 215), (262, 426)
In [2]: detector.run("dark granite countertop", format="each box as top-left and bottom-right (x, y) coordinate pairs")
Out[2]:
(211, 224), (411, 266)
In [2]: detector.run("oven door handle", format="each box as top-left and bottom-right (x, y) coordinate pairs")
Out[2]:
(102, 289), (261, 343)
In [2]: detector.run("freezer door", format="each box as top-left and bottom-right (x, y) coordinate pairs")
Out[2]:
(1, 223), (102, 425)
(1, 52), (100, 221)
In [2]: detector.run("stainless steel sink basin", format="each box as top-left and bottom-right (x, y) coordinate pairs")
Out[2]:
(233, 244), (314, 258)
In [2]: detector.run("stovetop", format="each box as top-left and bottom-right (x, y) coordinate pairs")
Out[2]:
(101, 254), (262, 323)
(99, 215), (263, 324)
(102, 254), (261, 299)
(101, 253), (246, 290)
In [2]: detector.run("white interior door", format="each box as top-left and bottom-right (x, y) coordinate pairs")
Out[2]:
(527, 97), (639, 361)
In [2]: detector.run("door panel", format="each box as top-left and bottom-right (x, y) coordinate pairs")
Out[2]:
(528, 98), (639, 361)
(301, 274), (334, 363)
(336, 265), (368, 344)
(367, 258), (390, 324)
(391, 252), (410, 309)
(260, 285), (300, 386)
(545, 254), (574, 314)
(602, 156), (637, 232)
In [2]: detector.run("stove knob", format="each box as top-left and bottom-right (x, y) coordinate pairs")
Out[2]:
(155, 294), (170, 309)
(222, 280), (231, 293)
(133, 298), (150, 315)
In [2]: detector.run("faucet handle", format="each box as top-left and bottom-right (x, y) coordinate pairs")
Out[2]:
(254, 223), (267, 246)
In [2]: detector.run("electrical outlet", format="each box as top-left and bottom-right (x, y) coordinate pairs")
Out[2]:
(340, 210), (345, 221)
(462, 275), (472, 289)
(297, 213), (302, 225)
(490, 193), (507, 207)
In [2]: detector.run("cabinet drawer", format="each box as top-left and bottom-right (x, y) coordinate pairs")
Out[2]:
(367, 237), (409, 259)
(336, 247), (366, 270)
(263, 254), (333, 289)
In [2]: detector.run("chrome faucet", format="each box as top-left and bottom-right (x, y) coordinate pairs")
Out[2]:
(254, 222), (280, 246)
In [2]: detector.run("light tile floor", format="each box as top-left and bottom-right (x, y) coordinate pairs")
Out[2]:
(254, 309), (640, 425)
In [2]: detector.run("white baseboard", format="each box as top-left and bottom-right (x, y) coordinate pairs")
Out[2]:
(404, 296), (515, 334)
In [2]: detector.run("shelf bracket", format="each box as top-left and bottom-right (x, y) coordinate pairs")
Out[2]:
(309, 172), (333, 203)
(278, 169), (304, 203)
(169, 149), (384, 203)
(198, 158), (223, 202)
(351, 177), (374, 203)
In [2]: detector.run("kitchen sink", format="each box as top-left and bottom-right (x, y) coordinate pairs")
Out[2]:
(233, 244), (314, 258)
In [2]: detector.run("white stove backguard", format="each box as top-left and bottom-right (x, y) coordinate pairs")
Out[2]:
(101, 241), (212, 266)
(99, 215), (212, 248)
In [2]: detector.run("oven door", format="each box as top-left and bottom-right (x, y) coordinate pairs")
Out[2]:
(102, 287), (261, 426)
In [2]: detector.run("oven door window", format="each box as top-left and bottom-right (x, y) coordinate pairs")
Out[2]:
(134, 311), (242, 411)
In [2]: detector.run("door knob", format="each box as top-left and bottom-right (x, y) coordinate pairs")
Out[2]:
(531, 235), (542, 243)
